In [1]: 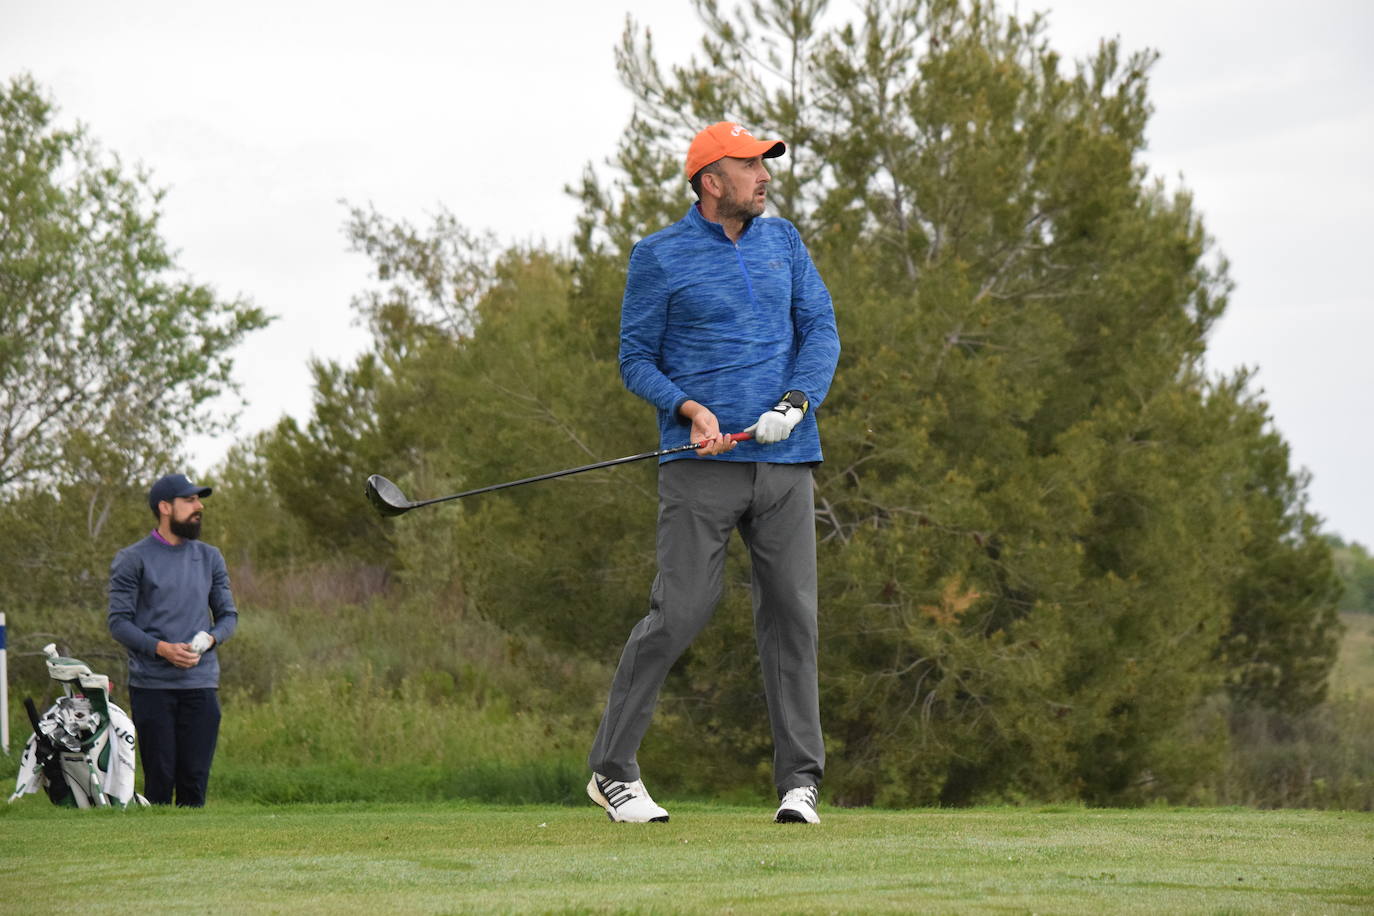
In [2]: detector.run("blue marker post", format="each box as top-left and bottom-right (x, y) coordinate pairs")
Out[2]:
(0, 612), (7, 753)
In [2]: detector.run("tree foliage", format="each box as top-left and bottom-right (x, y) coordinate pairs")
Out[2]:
(239, 0), (1341, 806)
(0, 74), (269, 494)
(1327, 535), (1374, 614)
(0, 75), (269, 614)
(250, 204), (654, 643)
(573, 0), (1340, 804)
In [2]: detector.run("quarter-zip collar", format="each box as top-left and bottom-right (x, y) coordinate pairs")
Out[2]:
(688, 203), (758, 242)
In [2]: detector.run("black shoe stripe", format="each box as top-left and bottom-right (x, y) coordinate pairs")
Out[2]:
(596, 776), (638, 809)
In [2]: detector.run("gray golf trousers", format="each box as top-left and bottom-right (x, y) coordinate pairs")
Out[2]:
(588, 459), (824, 795)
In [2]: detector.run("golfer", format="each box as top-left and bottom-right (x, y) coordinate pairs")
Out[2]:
(108, 473), (238, 806)
(587, 121), (840, 824)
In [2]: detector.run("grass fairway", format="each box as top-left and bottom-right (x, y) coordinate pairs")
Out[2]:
(1, 802), (1370, 913)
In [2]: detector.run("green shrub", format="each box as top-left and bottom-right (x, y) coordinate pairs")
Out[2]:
(1215, 694), (1374, 810)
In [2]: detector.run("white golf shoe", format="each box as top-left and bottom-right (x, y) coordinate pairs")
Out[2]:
(587, 773), (670, 823)
(774, 785), (820, 823)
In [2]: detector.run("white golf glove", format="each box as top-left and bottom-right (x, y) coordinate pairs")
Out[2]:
(190, 631), (213, 655)
(745, 390), (810, 444)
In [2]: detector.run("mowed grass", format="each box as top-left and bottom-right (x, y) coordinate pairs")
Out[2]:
(1, 802), (1370, 913)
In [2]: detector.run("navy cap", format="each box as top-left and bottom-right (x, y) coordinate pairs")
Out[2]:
(148, 474), (213, 512)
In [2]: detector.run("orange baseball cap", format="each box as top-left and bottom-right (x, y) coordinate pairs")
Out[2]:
(685, 121), (785, 179)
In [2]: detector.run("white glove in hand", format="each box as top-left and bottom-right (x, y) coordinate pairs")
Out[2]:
(746, 390), (809, 445)
(190, 631), (213, 655)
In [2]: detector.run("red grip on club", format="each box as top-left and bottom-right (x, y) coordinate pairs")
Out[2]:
(693, 431), (752, 449)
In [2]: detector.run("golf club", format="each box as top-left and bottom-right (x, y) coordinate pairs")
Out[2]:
(365, 432), (752, 517)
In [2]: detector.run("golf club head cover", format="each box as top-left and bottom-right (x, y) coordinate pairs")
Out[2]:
(747, 390), (809, 444)
(190, 631), (213, 655)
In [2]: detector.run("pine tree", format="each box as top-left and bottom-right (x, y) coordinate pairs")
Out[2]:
(579, 0), (1339, 803)
(245, 0), (1341, 805)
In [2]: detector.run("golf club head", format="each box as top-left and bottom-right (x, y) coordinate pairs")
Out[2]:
(365, 475), (412, 517)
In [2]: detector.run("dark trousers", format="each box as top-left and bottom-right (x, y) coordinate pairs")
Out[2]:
(588, 460), (824, 795)
(128, 686), (221, 806)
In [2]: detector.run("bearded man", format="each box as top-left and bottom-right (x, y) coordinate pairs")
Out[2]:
(108, 473), (238, 806)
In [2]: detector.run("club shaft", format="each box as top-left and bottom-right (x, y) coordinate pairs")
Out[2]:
(408, 433), (748, 509)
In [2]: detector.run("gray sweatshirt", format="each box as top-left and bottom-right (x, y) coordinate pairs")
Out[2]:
(108, 533), (239, 689)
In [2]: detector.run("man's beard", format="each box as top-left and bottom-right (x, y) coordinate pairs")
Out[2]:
(717, 191), (764, 224)
(170, 516), (202, 540)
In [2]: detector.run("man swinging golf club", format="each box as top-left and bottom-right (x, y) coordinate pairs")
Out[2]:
(586, 121), (840, 824)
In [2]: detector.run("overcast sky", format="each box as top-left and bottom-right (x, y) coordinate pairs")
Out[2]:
(4, 0), (1371, 545)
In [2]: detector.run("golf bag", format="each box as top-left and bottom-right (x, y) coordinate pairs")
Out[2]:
(9, 644), (148, 809)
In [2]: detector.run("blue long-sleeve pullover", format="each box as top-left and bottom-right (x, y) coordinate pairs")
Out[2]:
(619, 205), (840, 463)
(108, 534), (238, 689)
